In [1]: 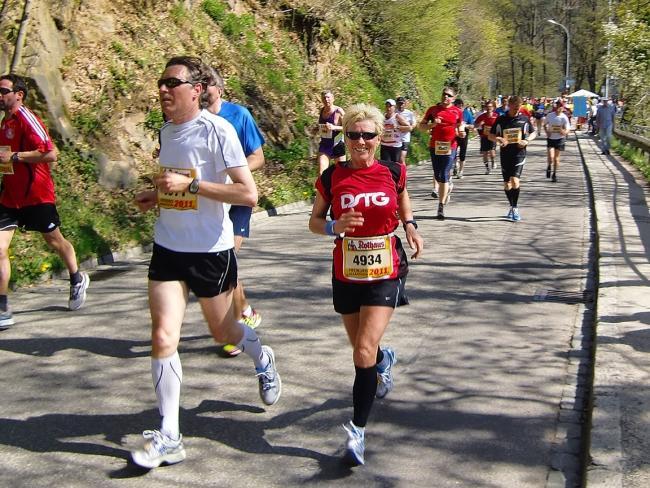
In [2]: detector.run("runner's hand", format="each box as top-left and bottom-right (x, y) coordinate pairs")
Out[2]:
(134, 190), (157, 212)
(337, 211), (364, 234)
(154, 171), (192, 193)
(405, 227), (424, 260)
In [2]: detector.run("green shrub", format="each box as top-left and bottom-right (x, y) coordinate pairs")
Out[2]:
(144, 108), (164, 134)
(202, 0), (226, 22)
(221, 12), (255, 38)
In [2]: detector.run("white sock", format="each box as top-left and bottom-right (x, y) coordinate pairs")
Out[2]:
(242, 305), (253, 317)
(152, 352), (182, 440)
(235, 322), (269, 371)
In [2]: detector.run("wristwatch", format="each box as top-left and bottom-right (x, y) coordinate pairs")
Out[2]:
(188, 178), (200, 194)
(11, 152), (19, 163)
(403, 219), (418, 231)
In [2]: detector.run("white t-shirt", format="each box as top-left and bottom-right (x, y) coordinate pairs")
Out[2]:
(381, 113), (403, 147)
(545, 112), (570, 140)
(155, 109), (248, 253)
(397, 108), (416, 143)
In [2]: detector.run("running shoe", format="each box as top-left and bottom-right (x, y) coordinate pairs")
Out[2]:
(342, 421), (365, 466)
(257, 345), (281, 406)
(491, 162), (496, 169)
(431, 189), (438, 199)
(437, 203), (445, 221)
(452, 167), (458, 177)
(458, 172), (464, 179)
(131, 430), (186, 469)
(552, 173), (557, 183)
(485, 165), (490, 175)
(0, 309), (14, 330)
(546, 166), (551, 178)
(376, 347), (396, 399)
(69, 272), (90, 310)
(222, 344), (242, 356)
(506, 207), (514, 220)
(512, 207), (521, 221)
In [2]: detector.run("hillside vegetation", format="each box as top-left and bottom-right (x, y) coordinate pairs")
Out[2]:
(0, 0), (646, 285)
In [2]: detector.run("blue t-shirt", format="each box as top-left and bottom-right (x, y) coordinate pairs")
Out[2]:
(462, 107), (475, 124)
(217, 101), (265, 156)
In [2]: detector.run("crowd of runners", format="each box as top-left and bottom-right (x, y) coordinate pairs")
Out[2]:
(0, 55), (622, 471)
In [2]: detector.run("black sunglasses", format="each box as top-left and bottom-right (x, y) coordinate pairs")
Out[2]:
(346, 131), (378, 140)
(157, 77), (194, 89)
(442, 92), (454, 98)
(0, 87), (15, 95)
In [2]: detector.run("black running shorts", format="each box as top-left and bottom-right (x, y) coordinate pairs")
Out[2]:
(148, 243), (238, 298)
(547, 138), (566, 151)
(332, 277), (409, 315)
(0, 204), (61, 233)
(480, 137), (496, 152)
(500, 156), (526, 181)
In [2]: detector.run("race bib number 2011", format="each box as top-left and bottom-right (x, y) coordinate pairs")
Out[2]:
(158, 167), (198, 211)
(342, 235), (393, 281)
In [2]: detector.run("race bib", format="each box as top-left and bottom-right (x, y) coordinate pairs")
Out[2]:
(319, 124), (333, 139)
(342, 235), (393, 281)
(503, 128), (522, 144)
(551, 125), (563, 133)
(158, 167), (198, 211)
(434, 140), (452, 155)
(382, 123), (397, 144)
(0, 146), (14, 174)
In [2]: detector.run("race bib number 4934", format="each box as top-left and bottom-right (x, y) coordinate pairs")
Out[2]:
(342, 235), (393, 281)
(158, 167), (198, 211)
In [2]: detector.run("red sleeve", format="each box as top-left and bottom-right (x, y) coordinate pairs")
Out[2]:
(17, 108), (54, 153)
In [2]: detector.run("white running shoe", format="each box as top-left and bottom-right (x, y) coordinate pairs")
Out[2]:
(343, 421), (365, 466)
(376, 347), (396, 399)
(257, 345), (281, 406)
(69, 272), (90, 310)
(0, 309), (14, 329)
(131, 430), (186, 469)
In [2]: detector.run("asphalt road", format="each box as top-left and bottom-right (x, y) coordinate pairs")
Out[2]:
(0, 134), (596, 487)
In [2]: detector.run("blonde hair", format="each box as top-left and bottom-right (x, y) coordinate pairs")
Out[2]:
(342, 103), (384, 136)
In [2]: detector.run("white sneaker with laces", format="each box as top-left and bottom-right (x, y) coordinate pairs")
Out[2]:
(131, 430), (186, 469)
(376, 347), (396, 399)
(257, 345), (281, 406)
(69, 272), (90, 310)
(343, 421), (365, 466)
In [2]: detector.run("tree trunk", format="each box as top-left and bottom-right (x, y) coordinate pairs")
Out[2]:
(11, 0), (32, 73)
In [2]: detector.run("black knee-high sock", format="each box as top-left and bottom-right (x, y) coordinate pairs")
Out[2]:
(505, 189), (513, 206)
(353, 365), (377, 428)
(512, 187), (520, 207)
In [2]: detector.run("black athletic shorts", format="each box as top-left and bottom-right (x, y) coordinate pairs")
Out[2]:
(0, 203), (61, 233)
(480, 137), (496, 152)
(401, 141), (411, 153)
(500, 156), (526, 181)
(547, 138), (566, 151)
(148, 243), (238, 298)
(332, 276), (409, 315)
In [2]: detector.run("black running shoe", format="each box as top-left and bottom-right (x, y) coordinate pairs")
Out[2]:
(546, 167), (551, 178)
(431, 190), (438, 199)
(437, 204), (445, 220)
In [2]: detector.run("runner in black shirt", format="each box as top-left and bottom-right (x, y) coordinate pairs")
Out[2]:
(488, 96), (536, 221)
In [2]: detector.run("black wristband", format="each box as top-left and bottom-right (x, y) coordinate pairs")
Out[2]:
(403, 219), (418, 230)
(11, 152), (19, 163)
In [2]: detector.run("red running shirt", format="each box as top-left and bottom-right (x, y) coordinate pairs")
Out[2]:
(316, 160), (408, 283)
(422, 104), (463, 149)
(475, 112), (499, 138)
(0, 106), (56, 208)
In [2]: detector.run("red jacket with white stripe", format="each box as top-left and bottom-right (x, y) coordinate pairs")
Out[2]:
(0, 105), (56, 208)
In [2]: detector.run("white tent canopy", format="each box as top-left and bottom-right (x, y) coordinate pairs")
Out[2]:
(568, 89), (599, 98)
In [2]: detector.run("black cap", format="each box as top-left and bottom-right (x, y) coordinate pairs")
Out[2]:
(396, 96), (406, 103)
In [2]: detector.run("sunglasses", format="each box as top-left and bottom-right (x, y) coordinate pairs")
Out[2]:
(157, 77), (194, 89)
(0, 87), (15, 95)
(346, 131), (378, 141)
(442, 93), (454, 98)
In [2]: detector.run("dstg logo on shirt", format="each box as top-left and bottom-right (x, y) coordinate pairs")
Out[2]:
(341, 192), (390, 209)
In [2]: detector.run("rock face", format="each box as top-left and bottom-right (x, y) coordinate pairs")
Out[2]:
(1, 0), (355, 189)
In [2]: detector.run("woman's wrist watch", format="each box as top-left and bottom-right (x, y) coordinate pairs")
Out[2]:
(403, 219), (418, 231)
